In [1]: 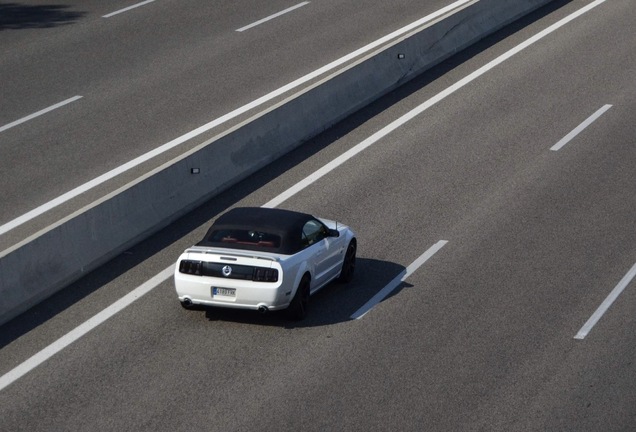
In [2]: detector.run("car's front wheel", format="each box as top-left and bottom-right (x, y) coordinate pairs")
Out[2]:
(287, 275), (310, 320)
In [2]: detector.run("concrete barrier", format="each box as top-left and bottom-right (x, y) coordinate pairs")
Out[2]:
(0, 0), (553, 325)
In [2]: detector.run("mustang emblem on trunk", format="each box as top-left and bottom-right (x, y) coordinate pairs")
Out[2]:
(222, 265), (232, 277)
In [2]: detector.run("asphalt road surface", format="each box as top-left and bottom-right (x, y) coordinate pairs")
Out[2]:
(0, 0), (452, 248)
(1, 0), (635, 431)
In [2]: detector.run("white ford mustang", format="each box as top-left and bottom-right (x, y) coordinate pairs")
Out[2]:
(174, 207), (356, 319)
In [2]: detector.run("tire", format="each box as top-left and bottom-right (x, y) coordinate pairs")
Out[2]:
(338, 240), (356, 283)
(287, 275), (310, 320)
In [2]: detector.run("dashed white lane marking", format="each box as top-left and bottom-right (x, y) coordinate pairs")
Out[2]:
(350, 241), (448, 320)
(575, 263), (636, 340)
(236, 2), (310, 32)
(550, 104), (612, 151)
(0, 96), (82, 134)
(103, 0), (156, 18)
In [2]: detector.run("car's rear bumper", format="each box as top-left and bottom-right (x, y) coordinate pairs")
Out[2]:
(175, 274), (292, 311)
(177, 296), (289, 311)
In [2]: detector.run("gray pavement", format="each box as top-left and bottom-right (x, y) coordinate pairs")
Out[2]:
(1, 0), (635, 431)
(0, 0), (450, 247)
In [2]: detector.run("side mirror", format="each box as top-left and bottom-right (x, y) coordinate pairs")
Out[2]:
(329, 229), (340, 238)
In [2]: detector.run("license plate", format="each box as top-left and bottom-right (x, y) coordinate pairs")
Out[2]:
(212, 287), (236, 297)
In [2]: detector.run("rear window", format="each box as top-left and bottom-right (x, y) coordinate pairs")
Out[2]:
(207, 229), (282, 249)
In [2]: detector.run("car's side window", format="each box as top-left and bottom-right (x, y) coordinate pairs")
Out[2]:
(301, 219), (328, 249)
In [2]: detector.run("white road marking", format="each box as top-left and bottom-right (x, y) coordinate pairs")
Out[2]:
(574, 263), (636, 340)
(102, 0), (156, 18)
(0, 96), (82, 134)
(0, 0), (471, 238)
(263, 0), (608, 209)
(350, 241), (448, 320)
(236, 2), (310, 32)
(0, 266), (173, 392)
(550, 104), (612, 151)
(0, 0), (608, 391)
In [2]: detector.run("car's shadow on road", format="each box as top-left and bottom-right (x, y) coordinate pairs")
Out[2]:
(203, 257), (409, 328)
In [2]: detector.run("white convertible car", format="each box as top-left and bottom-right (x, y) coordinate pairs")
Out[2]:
(174, 207), (356, 319)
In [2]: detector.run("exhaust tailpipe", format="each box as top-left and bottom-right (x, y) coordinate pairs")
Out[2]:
(258, 305), (269, 314)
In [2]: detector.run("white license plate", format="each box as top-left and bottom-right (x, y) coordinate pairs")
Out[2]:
(212, 287), (236, 297)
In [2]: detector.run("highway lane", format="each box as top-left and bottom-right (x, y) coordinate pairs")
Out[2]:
(1, 0), (635, 430)
(0, 0), (455, 248)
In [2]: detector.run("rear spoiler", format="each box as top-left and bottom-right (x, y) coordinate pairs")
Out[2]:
(184, 247), (278, 262)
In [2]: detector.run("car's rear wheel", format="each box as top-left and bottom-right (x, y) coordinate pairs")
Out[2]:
(287, 275), (310, 320)
(338, 240), (356, 283)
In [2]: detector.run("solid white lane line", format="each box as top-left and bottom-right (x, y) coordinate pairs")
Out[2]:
(0, 0), (608, 391)
(102, 0), (156, 18)
(550, 104), (612, 151)
(351, 241), (448, 320)
(0, 0), (471, 237)
(236, 2), (310, 32)
(574, 263), (636, 340)
(0, 96), (82, 134)
(0, 267), (173, 392)
(263, 0), (608, 209)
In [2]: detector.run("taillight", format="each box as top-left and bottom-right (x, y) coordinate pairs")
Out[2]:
(179, 260), (202, 275)
(253, 268), (279, 282)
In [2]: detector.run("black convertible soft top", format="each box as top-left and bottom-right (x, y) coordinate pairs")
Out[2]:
(197, 207), (318, 254)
